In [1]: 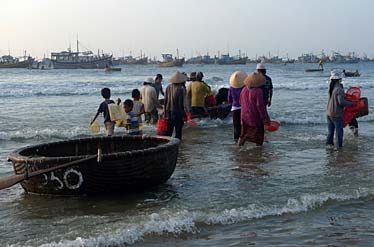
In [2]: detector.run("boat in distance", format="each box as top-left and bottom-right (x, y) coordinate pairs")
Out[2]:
(51, 40), (112, 69)
(121, 56), (148, 65)
(159, 53), (185, 67)
(216, 54), (248, 65)
(0, 55), (34, 68)
(7, 135), (180, 195)
(105, 66), (122, 72)
(305, 68), (324, 72)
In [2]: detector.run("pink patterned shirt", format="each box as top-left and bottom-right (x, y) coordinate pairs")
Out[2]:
(239, 87), (269, 127)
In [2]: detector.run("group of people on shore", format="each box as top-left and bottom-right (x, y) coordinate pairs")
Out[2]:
(90, 63), (363, 148)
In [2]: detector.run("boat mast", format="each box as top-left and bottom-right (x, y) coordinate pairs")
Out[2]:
(76, 38), (79, 53)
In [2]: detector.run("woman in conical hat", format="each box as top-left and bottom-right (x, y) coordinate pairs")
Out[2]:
(228, 71), (247, 141)
(238, 73), (270, 146)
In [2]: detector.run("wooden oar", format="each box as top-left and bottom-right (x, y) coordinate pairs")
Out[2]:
(0, 155), (97, 191)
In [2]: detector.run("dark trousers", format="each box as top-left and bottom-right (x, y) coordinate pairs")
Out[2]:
(166, 111), (184, 140)
(349, 118), (358, 128)
(326, 116), (344, 147)
(232, 109), (241, 140)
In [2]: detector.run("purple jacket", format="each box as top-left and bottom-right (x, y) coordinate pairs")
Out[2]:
(239, 86), (269, 127)
(228, 86), (244, 109)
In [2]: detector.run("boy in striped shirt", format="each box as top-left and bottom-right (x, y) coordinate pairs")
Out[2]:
(123, 99), (141, 135)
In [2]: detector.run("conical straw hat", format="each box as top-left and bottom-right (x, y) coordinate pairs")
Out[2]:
(169, 72), (188, 84)
(229, 71), (247, 88)
(244, 73), (265, 88)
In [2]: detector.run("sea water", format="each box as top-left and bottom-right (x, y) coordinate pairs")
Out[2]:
(0, 63), (374, 246)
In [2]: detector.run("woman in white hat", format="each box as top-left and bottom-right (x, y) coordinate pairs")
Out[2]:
(228, 71), (247, 141)
(238, 73), (270, 146)
(326, 71), (355, 148)
(164, 72), (188, 140)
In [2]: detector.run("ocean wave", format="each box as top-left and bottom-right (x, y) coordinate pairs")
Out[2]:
(0, 127), (90, 141)
(274, 81), (374, 91)
(0, 115), (372, 142)
(273, 113), (374, 125)
(21, 187), (373, 247)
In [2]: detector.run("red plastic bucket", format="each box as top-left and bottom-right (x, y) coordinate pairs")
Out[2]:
(265, 121), (280, 132)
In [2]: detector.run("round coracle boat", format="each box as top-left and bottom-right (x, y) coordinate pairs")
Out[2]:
(7, 135), (180, 195)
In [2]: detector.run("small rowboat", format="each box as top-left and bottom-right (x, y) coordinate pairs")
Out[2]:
(205, 103), (232, 120)
(105, 67), (122, 72)
(305, 68), (323, 72)
(7, 135), (180, 195)
(344, 71), (360, 77)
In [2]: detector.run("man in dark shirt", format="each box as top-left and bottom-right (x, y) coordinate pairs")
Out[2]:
(153, 74), (164, 99)
(256, 63), (273, 107)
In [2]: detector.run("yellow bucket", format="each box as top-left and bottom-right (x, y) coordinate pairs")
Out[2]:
(90, 122), (100, 134)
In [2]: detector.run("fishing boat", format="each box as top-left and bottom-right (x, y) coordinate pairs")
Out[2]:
(159, 53), (184, 67)
(186, 54), (215, 64)
(121, 56), (148, 65)
(51, 40), (112, 69)
(0, 55), (34, 68)
(6, 135), (180, 195)
(216, 54), (247, 65)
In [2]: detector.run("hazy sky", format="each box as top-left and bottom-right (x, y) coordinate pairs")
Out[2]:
(1, 0), (374, 59)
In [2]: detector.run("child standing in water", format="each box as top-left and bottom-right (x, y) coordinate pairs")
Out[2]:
(123, 99), (141, 135)
(131, 89), (145, 127)
(90, 88), (115, 136)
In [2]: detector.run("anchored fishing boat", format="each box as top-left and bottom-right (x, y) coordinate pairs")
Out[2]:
(216, 54), (248, 65)
(121, 56), (148, 65)
(51, 40), (112, 69)
(5, 135), (180, 195)
(0, 55), (34, 68)
(159, 52), (184, 67)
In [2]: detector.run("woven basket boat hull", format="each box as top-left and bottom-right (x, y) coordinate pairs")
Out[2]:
(7, 135), (180, 195)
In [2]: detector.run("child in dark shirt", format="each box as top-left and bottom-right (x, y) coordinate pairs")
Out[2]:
(123, 99), (141, 135)
(90, 88), (115, 136)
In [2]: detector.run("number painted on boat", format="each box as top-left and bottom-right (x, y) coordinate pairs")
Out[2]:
(50, 172), (64, 190)
(40, 168), (83, 190)
(63, 168), (83, 190)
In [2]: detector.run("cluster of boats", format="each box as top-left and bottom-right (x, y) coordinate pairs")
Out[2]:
(2, 42), (372, 70)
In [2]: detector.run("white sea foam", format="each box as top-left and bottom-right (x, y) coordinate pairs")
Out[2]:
(24, 187), (374, 247)
(0, 127), (91, 141)
(0, 131), (10, 140)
